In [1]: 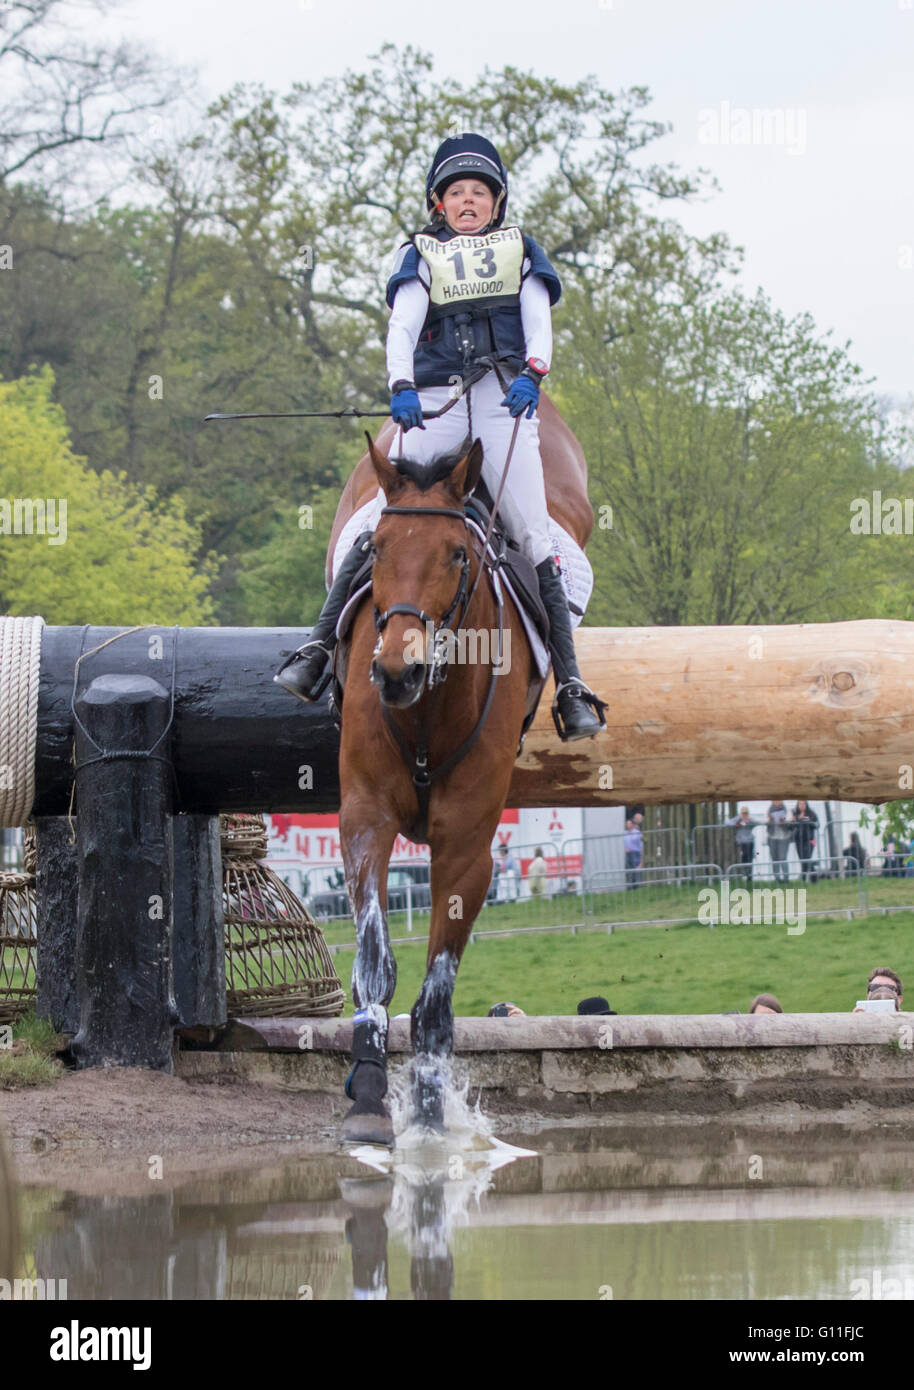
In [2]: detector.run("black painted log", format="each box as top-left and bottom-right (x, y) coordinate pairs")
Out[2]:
(172, 813), (225, 1030)
(34, 816), (80, 1034)
(71, 674), (176, 1071)
(35, 626), (340, 816)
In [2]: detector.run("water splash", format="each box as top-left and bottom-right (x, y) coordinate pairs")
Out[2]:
(349, 1053), (535, 1171)
(340, 1056), (535, 1296)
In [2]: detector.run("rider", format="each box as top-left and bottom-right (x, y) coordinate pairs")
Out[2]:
(275, 132), (606, 741)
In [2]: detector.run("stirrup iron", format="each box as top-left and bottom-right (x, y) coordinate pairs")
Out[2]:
(273, 639), (334, 702)
(551, 679), (608, 741)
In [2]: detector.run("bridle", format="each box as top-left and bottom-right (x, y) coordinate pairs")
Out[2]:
(372, 504), (471, 690)
(366, 386), (523, 841)
(370, 500), (503, 842)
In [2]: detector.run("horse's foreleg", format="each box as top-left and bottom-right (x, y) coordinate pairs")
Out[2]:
(411, 838), (494, 1130)
(340, 807), (398, 1147)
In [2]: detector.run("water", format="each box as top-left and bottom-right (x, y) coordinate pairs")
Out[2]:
(12, 1063), (914, 1299)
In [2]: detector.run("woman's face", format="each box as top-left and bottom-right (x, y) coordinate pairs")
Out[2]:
(440, 179), (496, 233)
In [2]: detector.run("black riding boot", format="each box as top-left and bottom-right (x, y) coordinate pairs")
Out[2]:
(535, 557), (607, 741)
(274, 531), (373, 702)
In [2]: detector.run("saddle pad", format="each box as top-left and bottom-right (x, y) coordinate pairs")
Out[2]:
(330, 491), (594, 627)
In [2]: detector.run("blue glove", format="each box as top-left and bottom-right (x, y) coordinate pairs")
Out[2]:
(391, 385), (424, 431)
(501, 374), (540, 419)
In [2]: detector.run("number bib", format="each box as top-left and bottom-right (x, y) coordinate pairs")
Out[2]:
(414, 225), (524, 320)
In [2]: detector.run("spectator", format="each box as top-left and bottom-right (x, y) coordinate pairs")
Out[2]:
(487, 1001), (525, 1017)
(882, 836), (899, 879)
(867, 966), (903, 1008)
(767, 801), (793, 884)
(494, 844), (520, 902)
(527, 847), (548, 898)
(792, 800), (818, 882)
(727, 806), (759, 882)
(843, 832), (865, 873)
(624, 818), (643, 889)
(577, 996), (617, 1015)
(853, 986), (898, 1014)
(749, 992), (783, 1014)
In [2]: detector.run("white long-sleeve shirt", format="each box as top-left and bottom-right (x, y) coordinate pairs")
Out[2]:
(386, 255), (554, 390)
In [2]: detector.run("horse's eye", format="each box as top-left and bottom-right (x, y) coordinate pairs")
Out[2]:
(451, 546), (467, 565)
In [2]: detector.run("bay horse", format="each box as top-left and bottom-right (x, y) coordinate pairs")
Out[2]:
(333, 397), (594, 1146)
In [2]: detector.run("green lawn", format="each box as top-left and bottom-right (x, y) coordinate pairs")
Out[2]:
(315, 870), (897, 946)
(330, 909), (914, 1019)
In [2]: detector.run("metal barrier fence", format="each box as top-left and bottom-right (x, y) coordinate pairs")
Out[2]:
(312, 853), (914, 950)
(264, 809), (914, 946)
(585, 863), (725, 929)
(690, 817), (914, 892)
(561, 827), (690, 878)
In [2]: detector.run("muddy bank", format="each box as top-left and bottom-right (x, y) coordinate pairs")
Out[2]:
(0, 1068), (346, 1195)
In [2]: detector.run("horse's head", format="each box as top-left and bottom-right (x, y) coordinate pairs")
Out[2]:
(364, 433), (484, 708)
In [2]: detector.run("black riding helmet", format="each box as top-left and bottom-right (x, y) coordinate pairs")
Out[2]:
(426, 133), (509, 229)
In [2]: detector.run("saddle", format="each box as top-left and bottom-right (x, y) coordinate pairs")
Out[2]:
(328, 479), (551, 748)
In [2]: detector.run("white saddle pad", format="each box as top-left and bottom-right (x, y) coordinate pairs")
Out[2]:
(330, 491), (594, 629)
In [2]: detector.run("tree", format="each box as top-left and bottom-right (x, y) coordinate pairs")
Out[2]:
(0, 368), (217, 624)
(561, 284), (903, 628)
(0, 0), (181, 198)
(1, 45), (733, 623)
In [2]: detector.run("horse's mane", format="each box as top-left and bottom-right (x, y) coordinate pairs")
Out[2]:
(387, 450), (466, 491)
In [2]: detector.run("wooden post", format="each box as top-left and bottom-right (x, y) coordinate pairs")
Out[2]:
(72, 674), (176, 1070)
(172, 813), (225, 1030)
(34, 816), (80, 1034)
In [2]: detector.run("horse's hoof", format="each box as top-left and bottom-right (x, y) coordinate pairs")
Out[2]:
(340, 1110), (395, 1148)
(414, 1115), (447, 1137)
(412, 1074), (446, 1133)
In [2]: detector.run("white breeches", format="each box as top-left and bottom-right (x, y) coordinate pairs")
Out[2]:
(391, 370), (553, 567)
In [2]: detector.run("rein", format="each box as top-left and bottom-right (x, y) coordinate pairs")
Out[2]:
(371, 502), (502, 842)
(365, 361), (525, 841)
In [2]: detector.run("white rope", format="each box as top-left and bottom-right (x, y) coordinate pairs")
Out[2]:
(0, 615), (44, 827)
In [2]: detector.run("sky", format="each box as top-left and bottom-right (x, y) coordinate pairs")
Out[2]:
(99, 0), (914, 398)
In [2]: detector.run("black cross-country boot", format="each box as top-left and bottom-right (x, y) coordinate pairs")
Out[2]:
(274, 531), (373, 703)
(535, 557), (608, 742)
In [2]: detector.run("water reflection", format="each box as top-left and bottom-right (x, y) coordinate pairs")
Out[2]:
(14, 1116), (914, 1300)
(339, 1059), (538, 1300)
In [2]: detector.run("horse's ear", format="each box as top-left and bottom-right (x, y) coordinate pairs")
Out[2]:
(452, 437), (484, 500)
(365, 432), (402, 499)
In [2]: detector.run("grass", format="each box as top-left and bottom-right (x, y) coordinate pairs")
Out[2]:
(330, 909), (914, 1019)
(314, 870), (892, 946)
(0, 1013), (63, 1089)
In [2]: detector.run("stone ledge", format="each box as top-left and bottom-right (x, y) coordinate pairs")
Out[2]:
(231, 1012), (914, 1053)
(176, 1040), (914, 1117)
